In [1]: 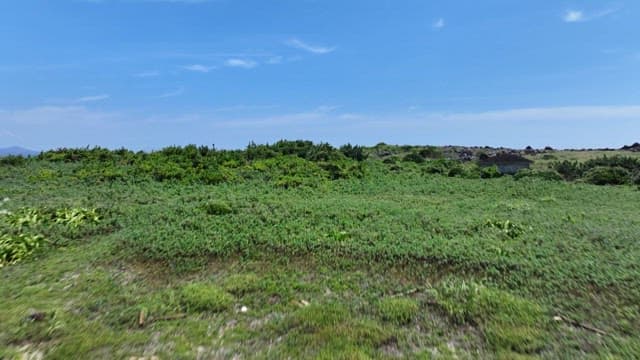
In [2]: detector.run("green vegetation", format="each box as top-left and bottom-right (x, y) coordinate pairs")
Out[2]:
(1, 141), (640, 358)
(376, 298), (420, 324)
(180, 283), (234, 312)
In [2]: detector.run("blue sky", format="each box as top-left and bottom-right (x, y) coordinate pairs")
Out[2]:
(1, 0), (638, 150)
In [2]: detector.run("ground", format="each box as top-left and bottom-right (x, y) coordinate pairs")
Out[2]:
(1, 151), (640, 359)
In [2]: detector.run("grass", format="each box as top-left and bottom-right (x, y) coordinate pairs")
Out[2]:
(1, 151), (640, 358)
(180, 283), (234, 313)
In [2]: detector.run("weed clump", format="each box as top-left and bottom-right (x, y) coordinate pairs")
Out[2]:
(180, 283), (234, 312)
(282, 303), (391, 358)
(376, 297), (419, 324)
(222, 273), (261, 296)
(203, 201), (233, 215)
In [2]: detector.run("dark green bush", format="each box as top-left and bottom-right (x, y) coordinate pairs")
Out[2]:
(632, 170), (640, 185)
(552, 160), (583, 181)
(418, 146), (442, 159)
(583, 166), (630, 185)
(480, 166), (502, 179)
(0, 155), (27, 166)
(340, 144), (367, 161)
(402, 152), (425, 164)
(203, 201), (233, 215)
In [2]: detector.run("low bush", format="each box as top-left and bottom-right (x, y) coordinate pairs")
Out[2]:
(583, 166), (630, 185)
(402, 152), (425, 164)
(480, 166), (502, 179)
(0, 155), (27, 166)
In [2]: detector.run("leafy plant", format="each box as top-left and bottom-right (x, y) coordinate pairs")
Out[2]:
(0, 233), (46, 267)
(54, 208), (100, 229)
(483, 219), (529, 239)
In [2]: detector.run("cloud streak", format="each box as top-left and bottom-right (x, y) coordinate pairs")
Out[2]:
(76, 94), (110, 103)
(286, 38), (335, 54)
(134, 71), (160, 78)
(563, 7), (620, 23)
(182, 64), (216, 73)
(225, 59), (257, 69)
(432, 18), (445, 29)
(157, 87), (185, 98)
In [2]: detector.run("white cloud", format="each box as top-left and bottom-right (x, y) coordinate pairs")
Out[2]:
(225, 59), (257, 69)
(563, 7), (620, 23)
(182, 64), (216, 73)
(134, 71), (160, 77)
(157, 87), (185, 98)
(76, 94), (110, 103)
(432, 18), (445, 29)
(286, 38), (335, 55)
(563, 10), (584, 22)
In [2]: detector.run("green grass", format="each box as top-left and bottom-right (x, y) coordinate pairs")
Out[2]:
(180, 283), (234, 313)
(1, 154), (640, 358)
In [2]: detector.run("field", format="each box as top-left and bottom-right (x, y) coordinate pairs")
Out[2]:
(1, 144), (640, 359)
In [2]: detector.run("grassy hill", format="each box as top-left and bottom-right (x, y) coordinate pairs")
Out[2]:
(1, 142), (639, 358)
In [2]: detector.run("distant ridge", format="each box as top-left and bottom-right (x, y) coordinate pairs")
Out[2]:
(0, 146), (39, 157)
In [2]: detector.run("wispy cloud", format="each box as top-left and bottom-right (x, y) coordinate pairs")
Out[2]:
(286, 38), (335, 55)
(76, 94), (110, 103)
(563, 7), (620, 23)
(0, 130), (23, 140)
(182, 64), (216, 73)
(225, 59), (257, 69)
(3, 104), (640, 150)
(134, 71), (160, 78)
(157, 87), (185, 98)
(266, 56), (283, 65)
(432, 18), (445, 29)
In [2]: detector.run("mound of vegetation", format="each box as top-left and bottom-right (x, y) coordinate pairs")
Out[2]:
(551, 155), (640, 185)
(1, 141), (639, 358)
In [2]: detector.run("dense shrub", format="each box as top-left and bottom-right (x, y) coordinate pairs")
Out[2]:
(632, 170), (640, 185)
(0, 155), (27, 166)
(340, 144), (367, 161)
(552, 160), (583, 181)
(402, 152), (425, 164)
(583, 166), (630, 185)
(584, 155), (640, 171)
(480, 166), (502, 179)
(202, 201), (233, 215)
(418, 146), (442, 159)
